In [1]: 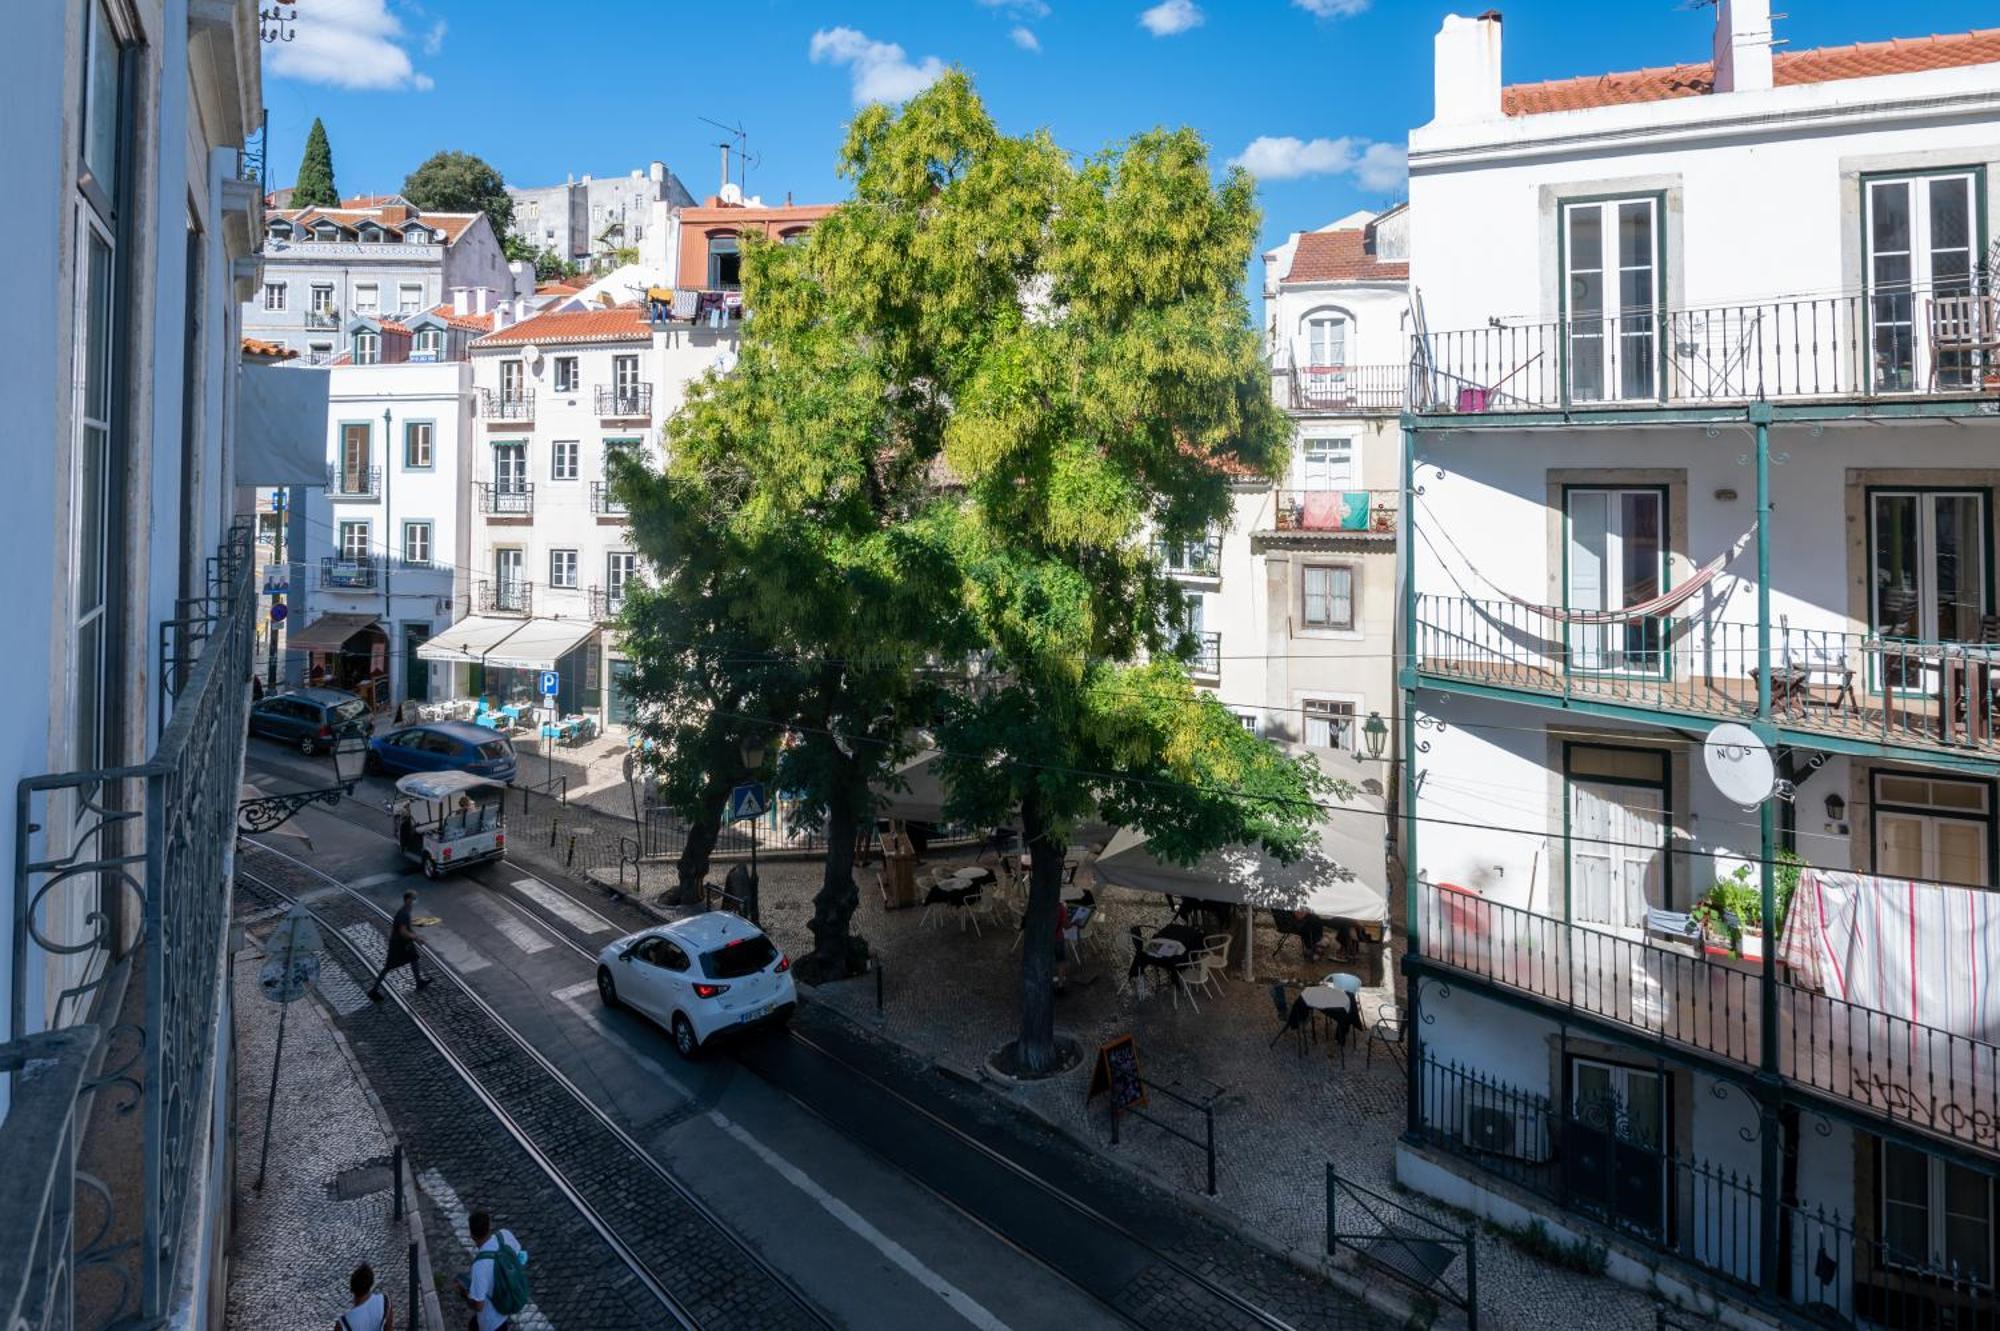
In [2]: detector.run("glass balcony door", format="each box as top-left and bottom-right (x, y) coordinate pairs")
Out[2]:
(1867, 172), (1978, 393)
(1564, 198), (1661, 404)
(1566, 487), (1665, 673)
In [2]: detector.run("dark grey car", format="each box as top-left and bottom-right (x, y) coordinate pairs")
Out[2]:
(247, 688), (373, 755)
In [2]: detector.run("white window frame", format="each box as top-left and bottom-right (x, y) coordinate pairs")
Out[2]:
(1865, 170), (1980, 393)
(549, 548), (578, 589)
(309, 283), (335, 315)
(607, 551), (638, 605)
(1301, 697), (1358, 751)
(1298, 435), (1355, 491)
(397, 281), (423, 313)
(352, 331), (380, 366)
(1561, 196), (1662, 404)
(403, 420), (433, 469)
(1297, 308), (1350, 369)
(551, 440), (579, 481)
(411, 327), (443, 360)
(338, 520), (371, 561)
(263, 281), (286, 311)
(353, 281), (379, 314)
(1301, 563), (1356, 632)
(402, 520), (432, 567)
(553, 356), (579, 393)
(492, 441), (528, 493)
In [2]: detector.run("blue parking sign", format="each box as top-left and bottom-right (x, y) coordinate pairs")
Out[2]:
(539, 669), (560, 697)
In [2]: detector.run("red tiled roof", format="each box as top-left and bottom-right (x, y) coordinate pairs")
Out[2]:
(241, 336), (297, 360)
(1503, 27), (2000, 116)
(424, 303), (497, 332)
(267, 205), (482, 244)
(1282, 229), (1409, 284)
(340, 193), (406, 209)
(472, 304), (652, 348)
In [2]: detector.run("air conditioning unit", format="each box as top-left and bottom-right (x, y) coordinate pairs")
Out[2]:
(1463, 1105), (1552, 1163)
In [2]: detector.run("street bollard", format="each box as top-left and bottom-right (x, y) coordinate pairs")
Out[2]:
(1204, 1105), (1216, 1196)
(406, 1240), (418, 1331)
(566, 834), (576, 867)
(874, 958), (884, 1017)
(392, 1143), (404, 1220)
(548, 817), (558, 849)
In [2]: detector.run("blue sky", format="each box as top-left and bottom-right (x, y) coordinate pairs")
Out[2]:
(266, 0), (1998, 292)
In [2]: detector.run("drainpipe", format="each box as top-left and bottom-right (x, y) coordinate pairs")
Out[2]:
(1752, 401), (1781, 1295)
(384, 407), (395, 709)
(1400, 414), (1423, 1140)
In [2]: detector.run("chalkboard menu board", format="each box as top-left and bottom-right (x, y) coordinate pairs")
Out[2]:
(1086, 1035), (1145, 1113)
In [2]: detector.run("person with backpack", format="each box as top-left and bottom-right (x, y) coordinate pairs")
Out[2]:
(336, 1263), (392, 1331)
(457, 1210), (529, 1331)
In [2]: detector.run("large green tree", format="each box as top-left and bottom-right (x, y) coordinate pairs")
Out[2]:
(292, 117), (338, 208)
(401, 150), (514, 239)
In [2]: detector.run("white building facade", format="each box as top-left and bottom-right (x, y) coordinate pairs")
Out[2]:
(1398, 7), (2000, 1325)
(506, 161), (696, 270)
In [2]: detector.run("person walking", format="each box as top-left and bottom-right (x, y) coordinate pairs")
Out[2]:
(368, 890), (431, 1001)
(455, 1210), (529, 1331)
(336, 1263), (393, 1331)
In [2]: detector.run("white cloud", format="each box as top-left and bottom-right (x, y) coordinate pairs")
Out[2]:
(1010, 25), (1041, 51)
(1138, 0), (1203, 37)
(1292, 0), (1369, 16)
(977, 0), (1050, 16)
(265, 0), (436, 92)
(809, 27), (947, 105)
(1228, 135), (1408, 191)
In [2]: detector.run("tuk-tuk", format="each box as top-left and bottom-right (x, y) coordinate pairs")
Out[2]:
(388, 771), (507, 878)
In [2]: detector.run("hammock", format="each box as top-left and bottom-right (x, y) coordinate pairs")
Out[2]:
(1507, 554), (1727, 626)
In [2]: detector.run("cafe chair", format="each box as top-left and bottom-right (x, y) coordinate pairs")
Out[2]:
(1368, 1002), (1406, 1069)
(1267, 984), (1309, 1057)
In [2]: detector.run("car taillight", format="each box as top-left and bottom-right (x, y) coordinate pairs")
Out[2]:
(773, 954), (791, 974)
(495, 833), (504, 847)
(692, 982), (729, 999)
(318, 725), (332, 738)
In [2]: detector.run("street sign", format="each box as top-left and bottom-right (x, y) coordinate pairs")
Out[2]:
(258, 906), (322, 1004)
(725, 782), (767, 824)
(539, 670), (560, 697)
(270, 601), (288, 624)
(262, 569), (289, 594)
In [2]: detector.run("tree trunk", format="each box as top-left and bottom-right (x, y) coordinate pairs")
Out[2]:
(805, 769), (868, 979)
(670, 775), (731, 905)
(1014, 791), (1066, 1076)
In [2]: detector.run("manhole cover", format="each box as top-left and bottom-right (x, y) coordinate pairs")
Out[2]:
(331, 1159), (395, 1201)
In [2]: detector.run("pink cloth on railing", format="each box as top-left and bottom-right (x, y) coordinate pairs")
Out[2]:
(1299, 492), (1345, 531)
(1780, 868), (2000, 1043)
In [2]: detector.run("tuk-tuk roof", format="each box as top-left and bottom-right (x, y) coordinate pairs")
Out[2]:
(395, 770), (508, 802)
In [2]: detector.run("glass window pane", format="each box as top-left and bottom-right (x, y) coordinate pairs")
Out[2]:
(1873, 494), (1920, 637)
(1934, 495), (1984, 642)
(1871, 182), (1912, 267)
(1929, 177), (1972, 283)
(82, 1), (120, 205)
(1568, 207), (1603, 283)
(1617, 201), (1653, 271)
(1620, 492), (1662, 606)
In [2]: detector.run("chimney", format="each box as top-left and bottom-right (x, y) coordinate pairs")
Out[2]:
(492, 304), (513, 331)
(451, 286), (470, 316)
(649, 160), (666, 184)
(719, 143), (731, 195)
(1712, 0), (1773, 94)
(472, 287), (491, 315)
(1432, 11), (1504, 125)
(378, 201), (411, 224)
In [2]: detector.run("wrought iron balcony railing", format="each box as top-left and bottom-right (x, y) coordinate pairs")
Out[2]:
(13, 523), (255, 1327)
(476, 579), (533, 616)
(1189, 631), (1221, 677)
(1414, 594), (2000, 757)
(589, 480), (627, 517)
(477, 482), (533, 517)
(304, 309), (340, 330)
(1154, 532), (1221, 578)
(587, 585), (626, 622)
(1269, 488), (1398, 535)
(594, 384), (653, 418)
(319, 556), (377, 590)
(1280, 362), (1406, 414)
(1415, 881), (2000, 1154)
(477, 388), (535, 421)
(325, 463), (381, 500)
(1412, 286), (2000, 415)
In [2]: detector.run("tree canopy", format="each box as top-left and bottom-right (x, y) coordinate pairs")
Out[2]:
(401, 150), (514, 240)
(292, 118), (338, 208)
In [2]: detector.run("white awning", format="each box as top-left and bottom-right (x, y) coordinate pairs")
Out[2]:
(415, 616), (532, 665)
(871, 749), (948, 822)
(1091, 748), (1390, 924)
(480, 618), (600, 671)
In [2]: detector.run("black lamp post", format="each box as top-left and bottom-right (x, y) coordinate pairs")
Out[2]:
(238, 719), (368, 834)
(1360, 710), (1390, 761)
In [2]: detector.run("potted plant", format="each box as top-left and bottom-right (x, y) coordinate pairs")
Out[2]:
(1690, 867), (1765, 961)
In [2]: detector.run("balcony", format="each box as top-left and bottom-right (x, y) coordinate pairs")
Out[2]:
(477, 388), (535, 421)
(1190, 631), (1221, 678)
(1414, 595), (2000, 759)
(587, 585), (626, 622)
(1415, 881), (2000, 1155)
(1283, 362), (1406, 414)
(325, 463), (381, 501)
(476, 579), (533, 616)
(478, 482), (534, 518)
(1413, 289), (2000, 417)
(1155, 532), (1221, 578)
(594, 384), (653, 418)
(304, 309), (340, 330)
(642, 287), (743, 328)
(319, 556), (377, 590)
(1269, 489), (1398, 536)
(589, 480), (627, 517)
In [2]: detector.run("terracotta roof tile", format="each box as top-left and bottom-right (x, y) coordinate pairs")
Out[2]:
(472, 304), (652, 348)
(1282, 229), (1409, 284)
(267, 205), (482, 245)
(1503, 27), (2000, 116)
(241, 336), (297, 360)
(424, 303), (497, 332)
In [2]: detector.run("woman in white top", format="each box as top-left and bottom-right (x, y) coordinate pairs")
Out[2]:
(337, 1263), (393, 1331)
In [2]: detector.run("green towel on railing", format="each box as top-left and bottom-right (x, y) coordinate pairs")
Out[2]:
(1339, 492), (1371, 530)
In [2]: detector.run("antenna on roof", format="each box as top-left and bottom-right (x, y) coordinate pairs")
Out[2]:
(697, 116), (760, 195)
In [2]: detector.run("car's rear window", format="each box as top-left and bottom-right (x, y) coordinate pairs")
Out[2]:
(331, 700), (368, 724)
(701, 936), (777, 980)
(476, 741), (511, 760)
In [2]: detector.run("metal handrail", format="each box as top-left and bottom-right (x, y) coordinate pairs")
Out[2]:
(589, 480), (627, 516)
(319, 555), (378, 589)
(476, 388), (535, 420)
(1270, 488), (1399, 534)
(1190, 631), (1221, 677)
(325, 463), (382, 499)
(1280, 362), (1407, 413)
(477, 482), (534, 517)
(1326, 1165), (1476, 1326)
(594, 384), (653, 418)
(476, 579), (533, 616)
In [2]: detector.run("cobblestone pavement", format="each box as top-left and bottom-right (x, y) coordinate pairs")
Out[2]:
(234, 845), (824, 1331)
(225, 926), (427, 1330)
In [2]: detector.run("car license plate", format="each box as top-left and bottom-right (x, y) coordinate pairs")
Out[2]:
(738, 1001), (774, 1026)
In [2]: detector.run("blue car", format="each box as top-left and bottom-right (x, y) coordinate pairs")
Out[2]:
(365, 720), (517, 783)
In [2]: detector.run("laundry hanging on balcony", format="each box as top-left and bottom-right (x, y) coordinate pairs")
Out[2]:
(1779, 868), (2000, 1044)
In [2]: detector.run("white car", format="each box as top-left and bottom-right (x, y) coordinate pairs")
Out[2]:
(596, 913), (797, 1058)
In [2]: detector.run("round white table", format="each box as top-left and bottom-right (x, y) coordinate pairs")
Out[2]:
(1324, 972), (1362, 998)
(1300, 984), (1345, 1012)
(1144, 937), (1186, 961)
(951, 867), (992, 883)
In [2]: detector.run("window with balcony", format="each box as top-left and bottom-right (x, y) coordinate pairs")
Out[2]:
(1302, 698), (1354, 751)
(553, 356), (579, 393)
(263, 282), (286, 311)
(309, 283), (335, 320)
(1866, 170), (1980, 393)
(1872, 773), (1991, 890)
(613, 354), (640, 399)
(1562, 196), (1662, 403)
(1301, 564), (1354, 630)
(1565, 744), (1668, 928)
(1879, 1140), (1994, 1285)
(402, 520), (431, 566)
(338, 422), (372, 491)
(1870, 490), (1988, 662)
(549, 549), (578, 589)
(607, 551), (637, 606)
(403, 420), (433, 470)
(500, 358), (524, 402)
(338, 520), (370, 561)
(1299, 309), (1348, 369)
(1566, 1059), (1668, 1241)
(1566, 486), (1666, 674)
(492, 441), (528, 493)
(495, 548), (525, 610)
(1299, 436), (1354, 490)
(352, 331), (380, 365)
(552, 440), (579, 481)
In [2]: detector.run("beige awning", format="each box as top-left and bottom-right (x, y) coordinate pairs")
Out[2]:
(415, 616), (530, 665)
(480, 618), (599, 671)
(285, 612), (380, 654)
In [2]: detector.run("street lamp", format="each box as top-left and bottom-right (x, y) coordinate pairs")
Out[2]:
(1824, 792), (1847, 826)
(1360, 710), (1389, 761)
(237, 718), (369, 834)
(737, 734), (767, 921)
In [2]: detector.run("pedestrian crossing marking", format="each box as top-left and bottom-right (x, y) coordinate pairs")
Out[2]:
(465, 893), (553, 956)
(510, 878), (614, 935)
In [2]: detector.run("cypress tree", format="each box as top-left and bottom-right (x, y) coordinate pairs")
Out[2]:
(292, 118), (338, 208)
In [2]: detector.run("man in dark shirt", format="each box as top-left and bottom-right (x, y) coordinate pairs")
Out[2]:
(368, 889), (431, 1001)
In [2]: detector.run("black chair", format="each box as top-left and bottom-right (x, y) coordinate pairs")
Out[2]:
(1267, 984), (1310, 1057)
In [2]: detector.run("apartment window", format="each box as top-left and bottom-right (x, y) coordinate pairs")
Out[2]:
(495, 548), (525, 610)
(352, 331), (380, 365)
(1301, 564), (1354, 630)
(309, 283), (335, 316)
(500, 359), (524, 402)
(338, 422), (372, 490)
(707, 232), (741, 289)
(551, 440), (579, 480)
(607, 551), (637, 605)
(411, 327), (442, 360)
(1302, 699), (1355, 751)
(492, 441), (528, 493)
(1880, 1141), (1993, 1285)
(1866, 170), (1981, 392)
(1870, 490), (1988, 652)
(1566, 486), (1666, 673)
(1299, 436), (1353, 490)
(307, 342), (333, 363)
(1872, 773), (1991, 889)
(354, 282), (379, 313)
(338, 520), (371, 561)
(549, 549), (578, 588)
(313, 222), (338, 241)
(263, 281), (287, 311)
(403, 420), (434, 470)
(1234, 711), (1259, 736)
(1562, 196), (1662, 403)
(1299, 310), (1348, 368)
(1567, 1059), (1668, 1240)
(1566, 744), (1669, 927)
(397, 281), (423, 313)
(553, 356), (579, 392)
(402, 521), (432, 567)
(613, 354), (640, 394)
(402, 226), (429, 244)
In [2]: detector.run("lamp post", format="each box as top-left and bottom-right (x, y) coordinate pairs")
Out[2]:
(1360, 710), (1389, 762)
(237, 717), (368, 834)
(739, 735), (766, 921)
(382, 407), (395, 714)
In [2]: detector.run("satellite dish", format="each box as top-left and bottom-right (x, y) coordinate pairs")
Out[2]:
(521, 343), (543, 368)
(1704, 723), (1777, 806)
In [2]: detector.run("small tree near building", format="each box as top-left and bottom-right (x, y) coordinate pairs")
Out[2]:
(292, 117), (338, 208)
